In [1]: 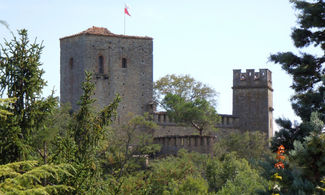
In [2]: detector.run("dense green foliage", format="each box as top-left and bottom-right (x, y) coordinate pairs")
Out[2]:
(100, 113), (160, 194)
(2, 2), (325, 193)
(270, 0), (325, 122)
(290, 132), (325, 184)
(0, 29), (57, 164)
(154, 74), (218, 107)
(270, 0), (325, 174)
(0, 161), (74, 194)
(0, 32), (273, 194)
(207, 153), (268, 194)
(49, 72), (121, 194)
(214, 131), (269, 160)
(155, 74), (220, 135)
(0, 98), (15, 119)
(162, 93), (219, 135)
(269, 4), (325, 192)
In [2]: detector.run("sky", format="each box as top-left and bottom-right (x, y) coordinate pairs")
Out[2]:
(0, 0), (309, 130)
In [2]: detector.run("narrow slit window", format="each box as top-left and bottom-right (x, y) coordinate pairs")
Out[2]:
(122, 58), (127, 68)
(98, 55), (104, 74)
(69, 58), (73, 69)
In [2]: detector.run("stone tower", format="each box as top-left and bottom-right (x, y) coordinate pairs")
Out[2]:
(60, 27), (153, 120)
(232, 69), (273, 139)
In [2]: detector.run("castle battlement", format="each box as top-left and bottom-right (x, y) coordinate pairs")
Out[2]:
(233, 69), (272, 90)
(153, 112), (239, 129)
(217, 114), (239, 128)
(154, 135), (216, 155)
(153, 112), (173, 124)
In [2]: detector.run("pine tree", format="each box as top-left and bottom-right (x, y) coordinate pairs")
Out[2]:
(270, 0), (325, 152)
(270, 0), (325, 122)
(51, 71), (120, 194)
(0, 160), (74, 194)
(0, 29), (57, 163)
(0, 98), (15, 119)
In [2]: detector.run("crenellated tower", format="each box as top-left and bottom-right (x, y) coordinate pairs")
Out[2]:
(232, 69), (273, 139)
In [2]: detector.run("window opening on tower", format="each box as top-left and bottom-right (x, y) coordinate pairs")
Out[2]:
(122, 58), (127, 68)
(69, 58), (73, 69)
(99, 55), (104, 74)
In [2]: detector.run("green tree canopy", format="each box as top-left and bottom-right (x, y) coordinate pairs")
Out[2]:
(154, 74), (220, 135)
(0, 160), (74, 194)
(154, 74), (218, 107)
(270, 0), (325, 153)
(0, 29), (57, 163)
(162, 93), (219, 135)
(270, 0), (325, 122)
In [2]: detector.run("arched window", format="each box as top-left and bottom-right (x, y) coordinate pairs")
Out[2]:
(98, 55), (104, 74)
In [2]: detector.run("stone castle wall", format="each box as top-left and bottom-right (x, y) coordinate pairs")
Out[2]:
(154, 135), (217, 155)
(152, 112), (240, 137)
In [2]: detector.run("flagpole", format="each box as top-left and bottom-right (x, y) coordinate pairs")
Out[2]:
(124, 10), (126, 35)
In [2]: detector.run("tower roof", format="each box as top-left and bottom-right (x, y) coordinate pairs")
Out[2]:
(81, 26), (113, 35)
(60, 26), (152, 40)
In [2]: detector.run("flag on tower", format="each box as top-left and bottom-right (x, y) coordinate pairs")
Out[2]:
(124, 4), (131, 16)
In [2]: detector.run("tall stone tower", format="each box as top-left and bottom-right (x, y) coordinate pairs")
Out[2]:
(60, 27), (153, 121)
(232, 69), (273, 139)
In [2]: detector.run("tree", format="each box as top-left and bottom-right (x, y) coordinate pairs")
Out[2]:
(51, 72), (120, 194)
(260, 113), (325, 194)
(270, 0), (325, 152)
(270, 112), (322, 151)
(32, 103), (73, 165)
(206, 153), (268, 194)
(0, 98), (15, 119)
(0, 160), (74, 194)
(130, 150), (209, 195)
(290, 132), (325, 185)
(154, 74), (220, 135)
(270, 0), (325, 122)
(214, 131), (269, 160)
(100, 113), (160, 194)
(0, 29), (57, 163)
(154, 74), (218, 107)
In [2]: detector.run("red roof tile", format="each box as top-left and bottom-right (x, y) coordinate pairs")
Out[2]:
(60, 26), (152, 40)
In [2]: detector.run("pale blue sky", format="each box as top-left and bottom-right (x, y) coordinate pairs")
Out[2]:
(1, 0), (307, 130)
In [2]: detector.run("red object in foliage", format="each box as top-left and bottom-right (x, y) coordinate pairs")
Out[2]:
(275, 145), (285, 169)
(275, 161), (285, 169)
(276, 155), (285, 161)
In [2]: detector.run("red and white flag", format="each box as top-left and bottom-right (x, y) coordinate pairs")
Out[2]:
(124, 4), (131, 16)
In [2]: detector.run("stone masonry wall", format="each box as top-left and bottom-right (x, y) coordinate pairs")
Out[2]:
(60, 36), (87, 111)
(60, 33), (153, 121)
(153, 112), (240, 137)
(154, 135), (217, 155)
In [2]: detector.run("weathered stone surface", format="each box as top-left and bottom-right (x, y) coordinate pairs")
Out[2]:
(60, 27), (273, 154)
(154, 135), (217, 155)
(60, 27), (153, 121)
